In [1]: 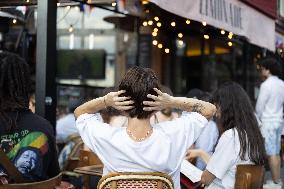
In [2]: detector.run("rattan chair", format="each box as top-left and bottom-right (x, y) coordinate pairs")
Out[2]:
(234, 164), (264, 189)
(97, 172), (174, 189)
(0, 173), (70, 189)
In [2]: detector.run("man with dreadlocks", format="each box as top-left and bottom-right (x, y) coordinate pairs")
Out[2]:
(0, 52), (60, 182)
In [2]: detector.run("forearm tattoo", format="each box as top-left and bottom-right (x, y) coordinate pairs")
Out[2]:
(191, 102), (205, 113)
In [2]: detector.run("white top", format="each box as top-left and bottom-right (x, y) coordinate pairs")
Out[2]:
(195, 120), (219, 170)
(206, 129), (252, 189)
(76, 112), (208, 189)
(256, 76), (284, 123)
(56, 113), (78, 143)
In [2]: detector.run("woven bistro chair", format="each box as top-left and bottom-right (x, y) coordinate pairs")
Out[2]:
(97, 172), (174, 189)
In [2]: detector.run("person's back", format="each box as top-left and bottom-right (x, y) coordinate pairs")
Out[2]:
(0, 52), (60, 182)
(0, 110), (60, 181)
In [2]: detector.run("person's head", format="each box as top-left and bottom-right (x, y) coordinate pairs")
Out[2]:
(118, 66), (160, 119)
(186, 88), (204, 99)
(0, 52), (30, 111)
(67, 98), (81, 113)
(100, 87), (123, 123)
(257, 57), (282, 79)
(211, 81), (265, 165)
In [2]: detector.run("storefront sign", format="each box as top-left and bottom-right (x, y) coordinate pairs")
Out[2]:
(150, 0), (275, 51)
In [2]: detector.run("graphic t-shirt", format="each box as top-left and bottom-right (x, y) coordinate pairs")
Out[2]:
(0, 110), (60, 182)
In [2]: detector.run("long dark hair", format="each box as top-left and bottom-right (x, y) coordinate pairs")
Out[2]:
(0, 52), (30, 131)
(211, 81), (266, 165)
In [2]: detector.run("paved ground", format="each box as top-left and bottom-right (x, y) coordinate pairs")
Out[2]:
(264, 165), (284, 188)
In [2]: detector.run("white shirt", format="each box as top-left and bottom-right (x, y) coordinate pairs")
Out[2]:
(76, 112), (208, 189)
(195, 120), (219, 170)
(256, 76), (284, 123)
(56, 113), (78, 143)
(206, 129), (252, 189)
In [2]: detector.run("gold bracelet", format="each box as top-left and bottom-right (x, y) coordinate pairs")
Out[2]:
(103, 97), (107, 108)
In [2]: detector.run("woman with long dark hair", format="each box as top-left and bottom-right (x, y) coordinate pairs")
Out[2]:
(187, 82), (266, 189)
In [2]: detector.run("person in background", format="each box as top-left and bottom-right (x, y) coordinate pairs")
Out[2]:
(255, 57), (284, 189)
(187, 82), (266, 189)
(29, 93), (35, 113)
(56, 99), (81, 144)
(186, 90), (219, 170)
(0, 52), (60, 182)
(74, 66), (216, 189)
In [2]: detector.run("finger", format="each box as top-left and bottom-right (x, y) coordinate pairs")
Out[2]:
(117, 106), (134, 110)
(114, 96), (131, 101)
(154, 88), (163, 95)
(115, 100), (134, 106)
(143, 101), (159, 106)
(116, 90), (126, 95)
(147, 94), (158, 101)
(143, 107), (161, 111)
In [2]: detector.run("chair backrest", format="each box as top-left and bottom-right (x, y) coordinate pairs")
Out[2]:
(97, 172), (174, 189)
(234, 164), (264, 189)
(78, 149), (103, 167)
(0, 174), (62, 189)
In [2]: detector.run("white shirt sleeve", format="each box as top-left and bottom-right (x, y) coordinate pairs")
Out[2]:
(206, 130), (238, 179)
(75, 113), (114, 152)
(256, 83), (269, 119)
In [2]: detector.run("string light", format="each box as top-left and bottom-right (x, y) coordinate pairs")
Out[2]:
(57, 3), (61, 6)
(74, 6), (80, 11)
(178, 40), (184, 46)
(152, 32), (157, 37)
(142, 0), (149, 5)
(157, 22), (162, 27)
(66, 6), (71, 10)
(228, 32), (233, 39)
(142, 21), (148, 26)
(178, 33), (183, 38)
(165, 48), (170, 53)
(68, 25), (74, 33)
(153, 28), (158, 32)
(158, 44), (163, 48)
(26, 0), (30, 2)
(186, 20), (191, 24)
(204, 35), (209, 39)
(171, 22), (176, 27)
(12, 19), (17, 24)
(153, 40), (158, 45)
(154, 17), (159, 21)
(112, 2), (117, 6)
(148, 20), (153, 25)
(228, 41), (233, 46)
(145, 9), (150, 13)
(220, 30), (225, 35)
(202, 21), (207, 26)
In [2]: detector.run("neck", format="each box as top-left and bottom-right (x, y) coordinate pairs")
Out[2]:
(127, 117), (152, 139)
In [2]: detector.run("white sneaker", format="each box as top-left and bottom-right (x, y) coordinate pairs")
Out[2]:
(263, 180), (282, 189)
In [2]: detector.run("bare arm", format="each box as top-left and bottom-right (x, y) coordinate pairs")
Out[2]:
(74, 90), (134, 119)
(201, 170), (216, 186)
(143, 88), (216, 120)
(185, 149), (211, 165)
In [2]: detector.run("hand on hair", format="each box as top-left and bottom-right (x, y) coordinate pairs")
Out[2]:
(104, 90), (134, 111)
(143, 88), (173, 111)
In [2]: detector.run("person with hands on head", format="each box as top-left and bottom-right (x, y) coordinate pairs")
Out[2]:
(74, 66), (216, 189)
(185, 82), (266, 189)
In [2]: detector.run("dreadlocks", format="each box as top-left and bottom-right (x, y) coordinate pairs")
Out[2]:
(0, 52), (31, 131)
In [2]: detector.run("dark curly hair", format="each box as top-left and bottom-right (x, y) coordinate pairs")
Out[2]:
(211, 81), (266, 165)
(0, 52), (30, 131)
(119, 66), (160, 119)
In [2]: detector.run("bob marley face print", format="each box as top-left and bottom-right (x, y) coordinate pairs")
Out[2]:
(14, 149), (37, 174)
